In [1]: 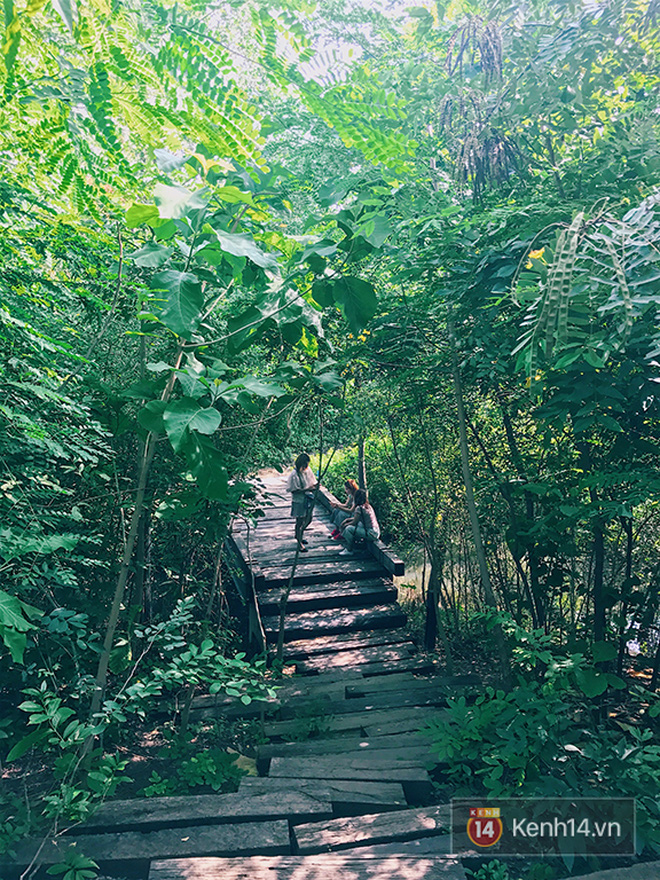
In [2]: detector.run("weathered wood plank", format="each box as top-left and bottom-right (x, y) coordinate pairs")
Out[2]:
(268, 755), (432, 796)
(260, 559), (387, 587)
(283, 628), (412, 660)
(149, 855), (467, 880)
(294, 804), (450, 854)
(296, 643), (417, 673)
(76, 790), (332, 833)
(359, 656), (439, 677)
(14, 820), (291, 865)
(346, 673), (480, 697)
(238, 777), (407, 813)
(363, 713), (441, 737)
(257, 731), (430, 762)
(264, 706), (441, 739)
(258, 582), (397, 615)
(339, 835), (453, 856)
(263, 605), (407, 642)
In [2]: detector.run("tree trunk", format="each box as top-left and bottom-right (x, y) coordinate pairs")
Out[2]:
(357, 430), (367, 491)
(84, 346), (185, 753)
(449, 310), (510, 684)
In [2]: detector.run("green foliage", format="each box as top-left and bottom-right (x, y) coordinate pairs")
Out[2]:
(426, 619), (660, 855)
(467, 862), (512, 880)
(46, 850), (99, 880)
(141, 746), (249, 796)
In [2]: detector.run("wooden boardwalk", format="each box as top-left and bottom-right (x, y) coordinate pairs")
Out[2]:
(9, 474), (659, 880)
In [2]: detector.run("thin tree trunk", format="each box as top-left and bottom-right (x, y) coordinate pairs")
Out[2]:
(357, 430), (367, 491)
(85, 345), (185, 751)
(449, 310), (510, 683)
(617, 515), (634, 675)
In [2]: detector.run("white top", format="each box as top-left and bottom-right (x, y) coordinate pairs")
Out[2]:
(287, 467), (315, 494)
(356, 503), (379, 532)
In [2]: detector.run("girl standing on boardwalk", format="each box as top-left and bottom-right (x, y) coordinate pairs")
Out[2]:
(287, 453), (317, 552)
(339, 489), (380, 555)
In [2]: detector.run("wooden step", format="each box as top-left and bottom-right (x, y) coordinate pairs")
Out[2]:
(268, 755), (432, 802)
(296, 642), (416, 673)
(239, 777), (407, 814)
(263, 605), (406, 643)
(360, 656), (438, 677)
(74, 790), (332, 834)
(13, 820), (291, 865)
(339, 834), (453, 856)
(294, 804), (450, 854)
(259, 558), (387, 587)
(346, 673), (480, 697)
(258, 579), (397, 615)
(283, 628), (413, 660)
(257, 731), (430, 763)
(264, 706), (443, 739)
(149, 855), (467, 880)
(261, 744), (433, 776)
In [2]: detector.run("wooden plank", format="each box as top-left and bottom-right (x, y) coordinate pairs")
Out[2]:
(268, 756), (432, 796)
(257, 581), (397, 615)
(264, 706), (440, 739)
(77, 790), (333, 833)
(190, 678), (353, 717)
(296, 643), (417, 674)
(14, 820), (291, 865)
(238, 777), (407, 812)
(283, 628), (412, 660)
(346, 673), (480, 697)
(262, 745), (432, 778)
(260, 559), (387, 587)
(360, 656), (438, 677)
(294, 804), (450, 854)
(258, 731), (430, 762)
(263, 605), (407, 642)
(339, 835), (453, 856)
(149, 855), (467, 880)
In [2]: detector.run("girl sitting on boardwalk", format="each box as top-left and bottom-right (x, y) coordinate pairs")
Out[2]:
(338, 489), (380, 556)
(330, 478), (359, 540)
(286, 453), (317, 552)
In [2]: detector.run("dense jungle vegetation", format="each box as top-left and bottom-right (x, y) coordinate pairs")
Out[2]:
(1, 0), (660, 877)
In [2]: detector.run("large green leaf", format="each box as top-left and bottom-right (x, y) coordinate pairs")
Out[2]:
(0, 590), (41, 663)
(137, 399), (167, 434)
(127, 242), (172, 268)
(332, 276), (377, 333)
(576, 667), (608, 697)
(150, 271), (204, 339)
(154, 184), (208, 220)
(215, 231), (278, 269)
(163, 398), (221, 452)
(125, 204), (159, 228)
(182, 434), (228, 500)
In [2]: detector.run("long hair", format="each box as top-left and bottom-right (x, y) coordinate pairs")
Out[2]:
(295, 453), (311, 472)
(354, 489), (369, 506)
(345, 479), (359, 494)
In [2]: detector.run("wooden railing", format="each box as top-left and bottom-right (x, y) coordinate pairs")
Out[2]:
(224, 532), (267, 654)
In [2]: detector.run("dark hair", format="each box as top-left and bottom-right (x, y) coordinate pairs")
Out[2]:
(354, 489), (368, 506)
(295, 453), (311, 471)
(345, 479), (359, 494)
